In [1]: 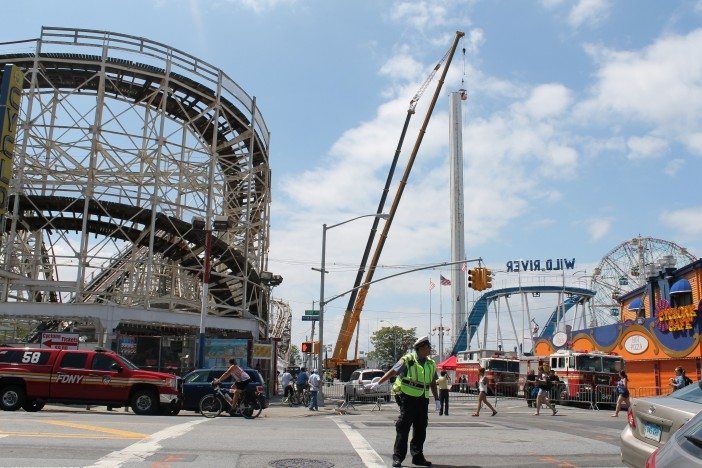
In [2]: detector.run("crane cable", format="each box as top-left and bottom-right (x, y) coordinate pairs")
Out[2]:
(409, 37), (461, 112)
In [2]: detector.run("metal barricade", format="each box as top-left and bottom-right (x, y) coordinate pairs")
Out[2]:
(551, 383), (594, 409)
(633, 386), (671, 398)
(334, 382), (391, 413)
(493, 382), (521, 407)
(594, 385), (619, 410)
(448, 389), (477, 405)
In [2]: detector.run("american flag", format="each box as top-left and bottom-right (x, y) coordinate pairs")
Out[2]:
(429, 279), (435, 291)
(440, 275), (451, 286)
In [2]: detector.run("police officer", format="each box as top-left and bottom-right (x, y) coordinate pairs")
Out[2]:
(367, 335), (438, 467)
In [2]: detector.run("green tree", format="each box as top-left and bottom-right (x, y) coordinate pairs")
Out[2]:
(367, 326), (417, 369)
(289, 345), (301, 366)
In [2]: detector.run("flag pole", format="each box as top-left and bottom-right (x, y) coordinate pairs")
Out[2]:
(429, 278), (433, 341)
(439, 280), (444, 362)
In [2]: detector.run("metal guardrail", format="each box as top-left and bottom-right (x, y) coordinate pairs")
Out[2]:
(324, 382), (391, 412)
(594, 385), (618, 410)
(633, 386), (672, 398)
(555, 383), (594, 409)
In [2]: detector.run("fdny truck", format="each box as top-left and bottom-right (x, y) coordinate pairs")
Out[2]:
(520, 349), (624, 404)
(0, 347), (181, 414)
(454, 349), (520, 394)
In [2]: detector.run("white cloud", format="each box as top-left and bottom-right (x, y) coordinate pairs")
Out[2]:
(568, 0), (612, 28)
(466, 28), (485, 54)
(541, 0), (566, 9)
(586, 217), (613, 241)
(379, 53), (425, 82)
(234, 0), (297, 13)
(390, 1), (449, 30)
(521, 83), (573, 119)
(661, 206), (702, 238)
(626, 135), (668, 160)
(579, 29), (702, 132)
(682, 132), (702, 155)
(664, 158), (685, 176)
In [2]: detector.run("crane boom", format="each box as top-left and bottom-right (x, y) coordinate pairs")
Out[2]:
(331, 31), (465, 367)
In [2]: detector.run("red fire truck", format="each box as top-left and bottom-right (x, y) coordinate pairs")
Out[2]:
(522, 349), (624, 404)
(454, 349), (520, 394)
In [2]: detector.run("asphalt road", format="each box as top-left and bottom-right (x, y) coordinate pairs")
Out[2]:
(0, 398), (627, 467)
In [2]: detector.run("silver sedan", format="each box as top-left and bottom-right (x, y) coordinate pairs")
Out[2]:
(621, 382), (702, 467)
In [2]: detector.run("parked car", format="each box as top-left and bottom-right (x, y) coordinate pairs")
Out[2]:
(0, 347), (181, 415)
(646, 408), (702, 467)
(621, 381), (702, 467)
(181, 368), (269, 412)
(343, 369), (390, 402)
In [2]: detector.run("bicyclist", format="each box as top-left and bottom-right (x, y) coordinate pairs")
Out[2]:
(213, 358), (251, 410)
(296, 367), (309, 400)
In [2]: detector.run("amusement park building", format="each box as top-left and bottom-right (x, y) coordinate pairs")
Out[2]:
(535, 258), (702, 390)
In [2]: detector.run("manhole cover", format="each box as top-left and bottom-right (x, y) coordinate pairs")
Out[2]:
(270, 459), (334, 468)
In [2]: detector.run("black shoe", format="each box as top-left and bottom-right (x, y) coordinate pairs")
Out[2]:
(412, 458), (432, 466)
(392, 461), (402, 467)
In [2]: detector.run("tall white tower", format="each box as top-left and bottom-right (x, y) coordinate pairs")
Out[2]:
(449, 90), (467, 347)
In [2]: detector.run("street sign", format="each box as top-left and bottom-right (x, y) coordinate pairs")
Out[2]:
(302, 315), (319, 321)
(41, 332), (79, 350)
(304, 310), (319, 316)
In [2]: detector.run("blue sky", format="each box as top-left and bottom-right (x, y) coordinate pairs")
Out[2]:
(4, 0), (702, 356)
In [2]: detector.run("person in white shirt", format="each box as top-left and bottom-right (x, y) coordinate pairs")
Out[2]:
(281, 368), (293, 402)
(472, 367), (497, 417)
(308, 369), (321, 411)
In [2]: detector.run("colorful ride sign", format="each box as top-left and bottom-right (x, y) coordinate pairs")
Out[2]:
(0, 65), (24, 216)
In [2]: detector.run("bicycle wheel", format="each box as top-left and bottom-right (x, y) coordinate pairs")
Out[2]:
(303, 391), (310, 407)
(199, 394), (223, 418)
(241, 397), (263, 419)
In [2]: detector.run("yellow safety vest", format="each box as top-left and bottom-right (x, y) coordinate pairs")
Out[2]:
(392, 352), (436, 398)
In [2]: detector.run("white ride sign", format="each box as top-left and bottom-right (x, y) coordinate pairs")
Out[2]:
(41, 332), (79, 350)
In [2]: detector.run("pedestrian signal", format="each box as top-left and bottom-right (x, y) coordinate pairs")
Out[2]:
(301, 342), (313, 353)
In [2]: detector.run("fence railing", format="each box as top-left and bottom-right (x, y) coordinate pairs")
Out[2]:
(632, 386), (673, 398)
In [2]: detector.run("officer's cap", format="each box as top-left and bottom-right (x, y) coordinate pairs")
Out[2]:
(413, 336), (431, 349)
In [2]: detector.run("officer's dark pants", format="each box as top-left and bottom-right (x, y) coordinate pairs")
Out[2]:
(394, 393), (428, 463)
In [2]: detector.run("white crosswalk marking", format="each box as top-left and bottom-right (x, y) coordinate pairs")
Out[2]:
(331, 416), (385, 468)
(88, 418), (210, 467)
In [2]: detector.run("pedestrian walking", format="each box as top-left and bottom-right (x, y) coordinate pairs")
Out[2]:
(533, 366), (557, 416)
(525, 368), (537, 408)
(612, 370), (630, 417)
(281, 368), (293, 402)
(472, 367), (497, 417)
(437, 371), (450, 416)
(308, 369), (320, 411)
(366, 336), (437, 467)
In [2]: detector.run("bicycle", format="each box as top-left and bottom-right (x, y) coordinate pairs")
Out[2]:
(288, 384), (310, 407)
(199, 382), (263, 419)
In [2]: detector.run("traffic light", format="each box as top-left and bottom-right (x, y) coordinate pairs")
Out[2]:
(484, 268), (493, 290)
(468, 267), (484, 291)
(301, 342), (313, 353)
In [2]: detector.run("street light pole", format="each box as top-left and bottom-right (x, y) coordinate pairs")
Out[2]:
(316, 213), (389, 405)
(318, 223), (326, 381)
(198, 228), (212, 369)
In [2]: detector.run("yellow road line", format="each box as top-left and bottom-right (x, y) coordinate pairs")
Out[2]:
(42, 419), (149, 439)
(0, 431), (143, 440)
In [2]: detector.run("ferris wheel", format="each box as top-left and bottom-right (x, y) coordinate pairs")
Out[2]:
(590, 236), (696, 324)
